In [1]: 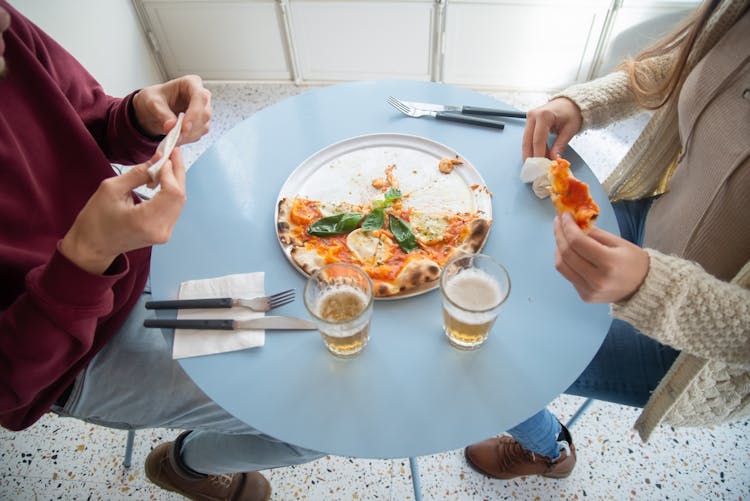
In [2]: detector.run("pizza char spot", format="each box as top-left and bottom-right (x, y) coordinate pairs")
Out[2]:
(408, 269), (422, 286)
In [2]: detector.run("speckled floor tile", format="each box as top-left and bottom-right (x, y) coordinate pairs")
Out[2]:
(2, 83), (748, 501)
(0, 413), (411, 500)
(415, 398), (750, 500)
(0, 475), (182, 500)
(262, 455), (415, 500)
(0, 413), (173, 486)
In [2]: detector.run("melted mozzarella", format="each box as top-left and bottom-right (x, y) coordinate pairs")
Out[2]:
(346, 229), (394, 266)
(318, 201), (358, 217)
(410, 212), (451, 245)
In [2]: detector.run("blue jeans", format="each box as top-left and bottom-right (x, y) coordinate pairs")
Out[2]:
(507, 199), (680, 458)
(52, 293), (324, 474)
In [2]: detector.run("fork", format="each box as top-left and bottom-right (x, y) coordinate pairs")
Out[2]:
(387, 96), (506, 130)
(144, 289), (296, 312)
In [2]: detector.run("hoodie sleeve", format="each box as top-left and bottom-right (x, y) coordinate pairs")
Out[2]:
(6, 1), (160, 164)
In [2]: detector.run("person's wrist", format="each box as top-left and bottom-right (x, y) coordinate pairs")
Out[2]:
(59, 232), (116, 276)
(616, 248), (650, 304)
(130, 91), (164, 140)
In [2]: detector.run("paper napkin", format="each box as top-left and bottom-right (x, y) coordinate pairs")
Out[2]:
(172, 272), (266, 359)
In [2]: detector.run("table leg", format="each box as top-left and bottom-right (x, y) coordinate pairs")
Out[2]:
(123, 429), (135, 468)
(409, 456), (422, 501)
(565, 397), (595, 429)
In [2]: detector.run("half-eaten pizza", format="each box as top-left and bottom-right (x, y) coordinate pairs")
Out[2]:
(277, 158), (492, 298)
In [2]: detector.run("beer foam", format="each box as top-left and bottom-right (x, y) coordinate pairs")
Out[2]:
(316, 285), (370, 330)
(444, 268), (503, 311)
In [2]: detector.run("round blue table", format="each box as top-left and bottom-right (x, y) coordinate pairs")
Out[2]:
(150, 80), (616, 465)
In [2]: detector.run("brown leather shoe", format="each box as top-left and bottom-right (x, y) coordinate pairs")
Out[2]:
(145, 432), (271, 501)
(464, 425), (576, 480)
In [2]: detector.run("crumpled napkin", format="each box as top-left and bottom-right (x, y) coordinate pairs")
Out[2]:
(520, 157), (552, 199)
(172, 272), (266, 359)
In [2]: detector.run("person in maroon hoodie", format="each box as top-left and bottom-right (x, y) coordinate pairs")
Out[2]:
(0, 3), (321, 500)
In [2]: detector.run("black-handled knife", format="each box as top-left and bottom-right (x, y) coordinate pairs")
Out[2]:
(434, 111), (505, 129)
(146, 298), (234, 309)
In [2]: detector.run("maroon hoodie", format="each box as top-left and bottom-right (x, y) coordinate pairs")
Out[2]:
(0, 1), (160, 430)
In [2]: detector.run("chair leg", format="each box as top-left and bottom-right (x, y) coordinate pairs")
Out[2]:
(565, 397), (595, 429)
(409, 456), (422, 501)
(123, 429), (135, 468)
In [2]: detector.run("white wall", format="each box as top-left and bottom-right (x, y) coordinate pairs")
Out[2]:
(11, 0), (164, 96)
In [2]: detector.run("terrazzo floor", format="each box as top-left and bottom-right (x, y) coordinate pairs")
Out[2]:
(1, 82), (748, 500)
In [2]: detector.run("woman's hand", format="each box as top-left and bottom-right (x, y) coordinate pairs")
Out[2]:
(132, 75), (211, 144)
(59, 148), (187, 275)
(522, 97), (583, 161)
(553, 212), (650, 303)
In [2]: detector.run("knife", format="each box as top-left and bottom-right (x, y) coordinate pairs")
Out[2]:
(402, 100), (527, 119)
(143, 316), (317, 330)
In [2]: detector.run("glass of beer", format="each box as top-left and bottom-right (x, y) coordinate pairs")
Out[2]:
(304, 263), (374, 358)
(440, 253), (510, 350)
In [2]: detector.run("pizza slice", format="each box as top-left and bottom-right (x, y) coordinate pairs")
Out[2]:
(546, 158), (600, 232)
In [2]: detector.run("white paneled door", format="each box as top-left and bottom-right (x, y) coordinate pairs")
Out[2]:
(134, 0), (700, 90)
(441, 0), (609, 90)
(288, 0), (436, 82)
(139, 0), (292, 80)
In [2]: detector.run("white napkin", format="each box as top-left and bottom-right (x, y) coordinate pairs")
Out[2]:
(520, 157), (552, 199)
(147, 112), (185, 182)
(172, 272), (266, 359)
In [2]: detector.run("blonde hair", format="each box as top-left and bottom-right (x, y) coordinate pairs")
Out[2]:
(618, 0), (720, 109)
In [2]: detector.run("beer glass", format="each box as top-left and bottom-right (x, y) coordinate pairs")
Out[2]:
(304, 263), (374, 358)
(440, 253), (510, 350)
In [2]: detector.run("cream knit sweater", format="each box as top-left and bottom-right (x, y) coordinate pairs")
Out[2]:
(556, 0), (750, 441)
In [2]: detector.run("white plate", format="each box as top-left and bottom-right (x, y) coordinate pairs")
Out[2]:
(275, 133), (493, 298)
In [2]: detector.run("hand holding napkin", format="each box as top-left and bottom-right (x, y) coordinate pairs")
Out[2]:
(172, 272), (265, 359)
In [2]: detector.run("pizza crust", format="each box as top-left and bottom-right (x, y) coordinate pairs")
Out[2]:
(289, 246), (325, 276)
(277, 198), (296, 246)
(367, 257), (441, 297)
(395, 258), (441, 291)
(461, 218), (491, 254)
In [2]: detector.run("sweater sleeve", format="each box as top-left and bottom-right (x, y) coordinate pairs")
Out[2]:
(553, 54), (675, 130)
(611, 249), (750, 368)
(13, 4), (158, 164)
(0, 247), (130, 429)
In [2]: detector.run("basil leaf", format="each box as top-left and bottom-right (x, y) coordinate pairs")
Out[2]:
(388, 215), (418, 253)
(307, 213), (365, 236)
(372, 188), (403, 209)
(361, 208), (385, 231)
(383, 188), (402, 203)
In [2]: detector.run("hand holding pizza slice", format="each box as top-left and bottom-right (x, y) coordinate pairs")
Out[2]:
(520, 157), (600, 232)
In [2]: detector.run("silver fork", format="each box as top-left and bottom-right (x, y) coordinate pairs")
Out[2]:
(234, 289), (296, 311)
(144, 288), (296, 312)
(387, 96), (506, 130)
